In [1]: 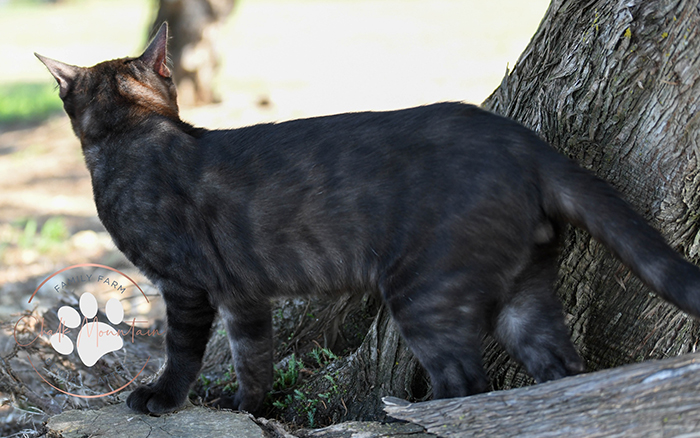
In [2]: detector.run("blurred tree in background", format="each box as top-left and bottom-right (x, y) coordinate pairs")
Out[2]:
(150, 0), (236, 106)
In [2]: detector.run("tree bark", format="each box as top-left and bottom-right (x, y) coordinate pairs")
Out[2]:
(384, 352), (700, 437)
(481, 0), (700, 390)
(150, 0), (236, 106)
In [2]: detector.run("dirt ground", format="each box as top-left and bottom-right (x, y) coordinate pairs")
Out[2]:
(0, 0), (550, 433)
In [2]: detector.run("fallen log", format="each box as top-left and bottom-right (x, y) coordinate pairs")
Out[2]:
(384, 352), (700, 438)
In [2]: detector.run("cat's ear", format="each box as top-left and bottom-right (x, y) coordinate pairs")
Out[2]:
(35, 53), (82, 99)
(141, 22), (171, 78)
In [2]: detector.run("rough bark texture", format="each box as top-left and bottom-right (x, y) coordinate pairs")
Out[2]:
(385, 352), (700, 438)
(150, 0), (236, 106)
(298, 421), (432, 438)
(480, 0), (700, 390)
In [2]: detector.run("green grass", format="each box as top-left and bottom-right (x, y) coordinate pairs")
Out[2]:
(17, 216), (69, 251)
(0, 82), (63, 124)
(0, 216), (70, 262)
(0, 0), (149, 123)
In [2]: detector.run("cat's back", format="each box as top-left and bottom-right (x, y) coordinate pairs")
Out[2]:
(191, 102), (546, 237)
(196, 102), (542, 179)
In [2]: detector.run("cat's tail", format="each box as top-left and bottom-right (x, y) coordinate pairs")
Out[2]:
(538, 147), (700, 317)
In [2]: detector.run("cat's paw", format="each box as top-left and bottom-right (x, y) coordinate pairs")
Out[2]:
(212, 390), (264, 414)
(211, 395), (237, 411)
(126, 384), (185, 415)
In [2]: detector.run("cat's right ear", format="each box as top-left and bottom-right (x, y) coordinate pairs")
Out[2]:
(141, 22), (171, 78)
(35, 54), (82, 99)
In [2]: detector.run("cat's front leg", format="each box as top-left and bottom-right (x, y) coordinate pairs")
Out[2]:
(216, 301), (273, 414)
(127, 287), (216, 415)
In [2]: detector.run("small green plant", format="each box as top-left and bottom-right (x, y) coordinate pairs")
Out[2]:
(223, 364), (235, 380)
(315, 374), (341, 407)
(293, 388), (306, 401)
(209, 364), (238, 393)
(269, 351), (342, 427)
(272, 393), (294, 410)
(323, 374), (338, 388)
(292, 389), (319, 428)
(308, 347), (338, 367)
(199, 374), (212, 391)
(273, 354), (303, 391)
(223, 381), (238, 393)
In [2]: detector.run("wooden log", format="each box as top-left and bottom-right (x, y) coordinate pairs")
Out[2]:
(384, 352), (700, 437)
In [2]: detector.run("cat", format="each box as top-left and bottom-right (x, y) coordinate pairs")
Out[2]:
(36, 22), (700, 415)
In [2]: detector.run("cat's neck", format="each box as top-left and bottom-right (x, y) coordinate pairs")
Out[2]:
(79, 113), (205, 163)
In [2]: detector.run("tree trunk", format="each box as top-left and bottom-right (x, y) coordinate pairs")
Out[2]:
(480, 0), (700, 390)
(150, 0), (236, 106)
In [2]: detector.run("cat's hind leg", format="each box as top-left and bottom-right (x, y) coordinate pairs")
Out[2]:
(127, 284), (217, 414)
(384, 278), (491, 399)
(492, 240), (585, 383)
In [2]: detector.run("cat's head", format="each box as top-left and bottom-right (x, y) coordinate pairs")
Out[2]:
(36, 23), (179, 142)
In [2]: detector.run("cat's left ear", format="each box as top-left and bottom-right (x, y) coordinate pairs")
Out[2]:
(35, 53), (83, 99)
(141, 22), (171, 78)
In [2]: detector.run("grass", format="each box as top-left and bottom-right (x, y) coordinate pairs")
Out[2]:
(0, 0), (151, 124)
(0, 82), (63, 124)
(0, 216), (70, 262)
(15, 216), (69, 251)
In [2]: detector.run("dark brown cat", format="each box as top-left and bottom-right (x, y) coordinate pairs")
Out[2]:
(36, 23), (700, 415)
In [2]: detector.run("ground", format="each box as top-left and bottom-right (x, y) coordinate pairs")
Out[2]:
(0, 0), (549, 434)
